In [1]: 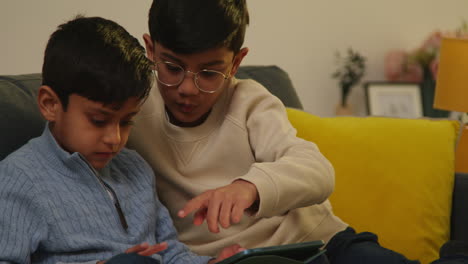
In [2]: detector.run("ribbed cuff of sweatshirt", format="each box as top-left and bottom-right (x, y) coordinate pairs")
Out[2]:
(235, 166), (278, 219)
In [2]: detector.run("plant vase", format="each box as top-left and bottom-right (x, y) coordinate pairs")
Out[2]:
(335, 103), (353, 116)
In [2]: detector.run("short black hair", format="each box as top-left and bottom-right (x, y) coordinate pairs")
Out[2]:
(148, 0), (249, 54)
(42, 16), (153, 109)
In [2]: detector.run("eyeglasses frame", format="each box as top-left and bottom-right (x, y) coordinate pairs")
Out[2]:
(153, 60), (230, 94)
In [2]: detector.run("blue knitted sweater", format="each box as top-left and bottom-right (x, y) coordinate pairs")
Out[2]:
(0, 126), (211, 264)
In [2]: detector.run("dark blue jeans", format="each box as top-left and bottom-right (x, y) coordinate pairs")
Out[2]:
(323, 227), (468, 264)
(323, 227), (419, 264)
(106, 253), (161, 264)
(432, 257), (468, 264)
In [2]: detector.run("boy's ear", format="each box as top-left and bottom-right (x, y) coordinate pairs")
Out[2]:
(143, 33), (155, 61)
(37, 85), (62, 122)
(230, 47), (249, 77)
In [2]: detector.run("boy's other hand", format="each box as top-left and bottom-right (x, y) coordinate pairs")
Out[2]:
(96, 242), (168, 264)
(125, 242), (168, 256)
(178, 180), (258, 233)
(208, 244), (245, 264)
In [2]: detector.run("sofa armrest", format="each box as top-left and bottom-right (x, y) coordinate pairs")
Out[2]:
(451, 173), (468, 242)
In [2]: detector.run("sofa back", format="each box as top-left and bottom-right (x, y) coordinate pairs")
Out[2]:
(0, 74), (44, 160)
(236, 65), (303, 109)
(0, 66), (301, 160)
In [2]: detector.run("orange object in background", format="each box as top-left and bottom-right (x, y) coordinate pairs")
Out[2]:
(434, 38), (468, 173)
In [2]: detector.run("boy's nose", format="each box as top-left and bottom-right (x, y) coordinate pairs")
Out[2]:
(177, 71), (199, 96)
(103, 125), (121, 149)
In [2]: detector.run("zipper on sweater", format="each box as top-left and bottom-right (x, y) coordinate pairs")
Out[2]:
(79, 156), (128, 231)
(98, 178), (129, 231)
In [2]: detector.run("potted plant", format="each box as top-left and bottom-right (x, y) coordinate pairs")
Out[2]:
(332, 48), (366, 115)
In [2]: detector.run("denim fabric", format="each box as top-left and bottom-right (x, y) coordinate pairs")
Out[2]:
(106, 253), (161, 264)
(325, 227), (420, 264)
(432, 256), (468, 264)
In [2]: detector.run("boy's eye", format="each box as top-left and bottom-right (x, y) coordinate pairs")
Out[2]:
(91, 119), (107, 127)
(199, 70), (220, 80)
(120, 120), (135, 127)
(165, 63), (183, 73)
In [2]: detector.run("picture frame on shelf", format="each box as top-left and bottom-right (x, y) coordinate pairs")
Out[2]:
(365, 82), (423, 118)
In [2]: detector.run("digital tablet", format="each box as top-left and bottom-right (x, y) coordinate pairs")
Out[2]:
(216, 240), (325, 264)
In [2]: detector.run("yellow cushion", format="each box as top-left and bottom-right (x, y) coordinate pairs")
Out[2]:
(286, 108), (459, 264)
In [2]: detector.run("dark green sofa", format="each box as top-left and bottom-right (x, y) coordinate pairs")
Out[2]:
(0, 66), (467, 247)
(0, 66), (302, 161)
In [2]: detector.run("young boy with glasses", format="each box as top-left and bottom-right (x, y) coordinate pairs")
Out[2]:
(128, 0), (426, 263)
(127, 0), (468, 263)
(128, 0), (468, 263)
(0, 15), (241, 264)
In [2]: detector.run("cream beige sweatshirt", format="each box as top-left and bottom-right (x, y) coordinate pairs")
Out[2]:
(129, 78), (348, 256)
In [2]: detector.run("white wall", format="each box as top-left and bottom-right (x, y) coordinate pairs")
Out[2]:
(1, 0), (467, 116)
(0, 0), (151, 74)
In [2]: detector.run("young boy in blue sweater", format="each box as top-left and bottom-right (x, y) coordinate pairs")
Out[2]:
(0, 16), (240, 264)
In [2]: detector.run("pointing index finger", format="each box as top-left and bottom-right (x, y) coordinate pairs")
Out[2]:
(178, 193), (209, 218)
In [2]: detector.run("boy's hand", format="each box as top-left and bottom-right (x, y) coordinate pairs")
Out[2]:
(208, 244), (245, 264)
(97, 242), (168, 264)
(178, 180), (258, 233)
(125, 242), (168, 256)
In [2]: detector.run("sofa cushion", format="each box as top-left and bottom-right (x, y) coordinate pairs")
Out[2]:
(286, 108), (458, 264)
(0, 74), (44, 160)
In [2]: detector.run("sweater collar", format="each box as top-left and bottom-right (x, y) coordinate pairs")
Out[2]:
(34, 123), (104, 177)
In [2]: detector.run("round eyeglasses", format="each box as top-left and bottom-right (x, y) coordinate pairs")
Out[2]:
(153, 61), (229, 93)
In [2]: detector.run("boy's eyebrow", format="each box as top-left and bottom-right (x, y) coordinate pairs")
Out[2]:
(161, 52), (184, 65)
(87, 108), (113, 116)
(200, 60), (226, 68)
(160, 52), (227, 68)
(123, 111), (139, 119)
(87, 108), (139, 118)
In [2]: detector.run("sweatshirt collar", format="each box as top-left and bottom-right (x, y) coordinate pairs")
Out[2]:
(161, 78), (236, 142)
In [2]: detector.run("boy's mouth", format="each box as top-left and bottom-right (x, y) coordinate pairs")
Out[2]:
(94, 152), (116, 159)
(177, 103), (195, 113)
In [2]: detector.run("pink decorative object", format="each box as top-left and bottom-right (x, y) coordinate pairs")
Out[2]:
(421, 31), (443, 52)
(383, 23), (468, 117)
(384, 50), (423, 82)
(430, 59), (439, 80)
(384, 23), (468, 82)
